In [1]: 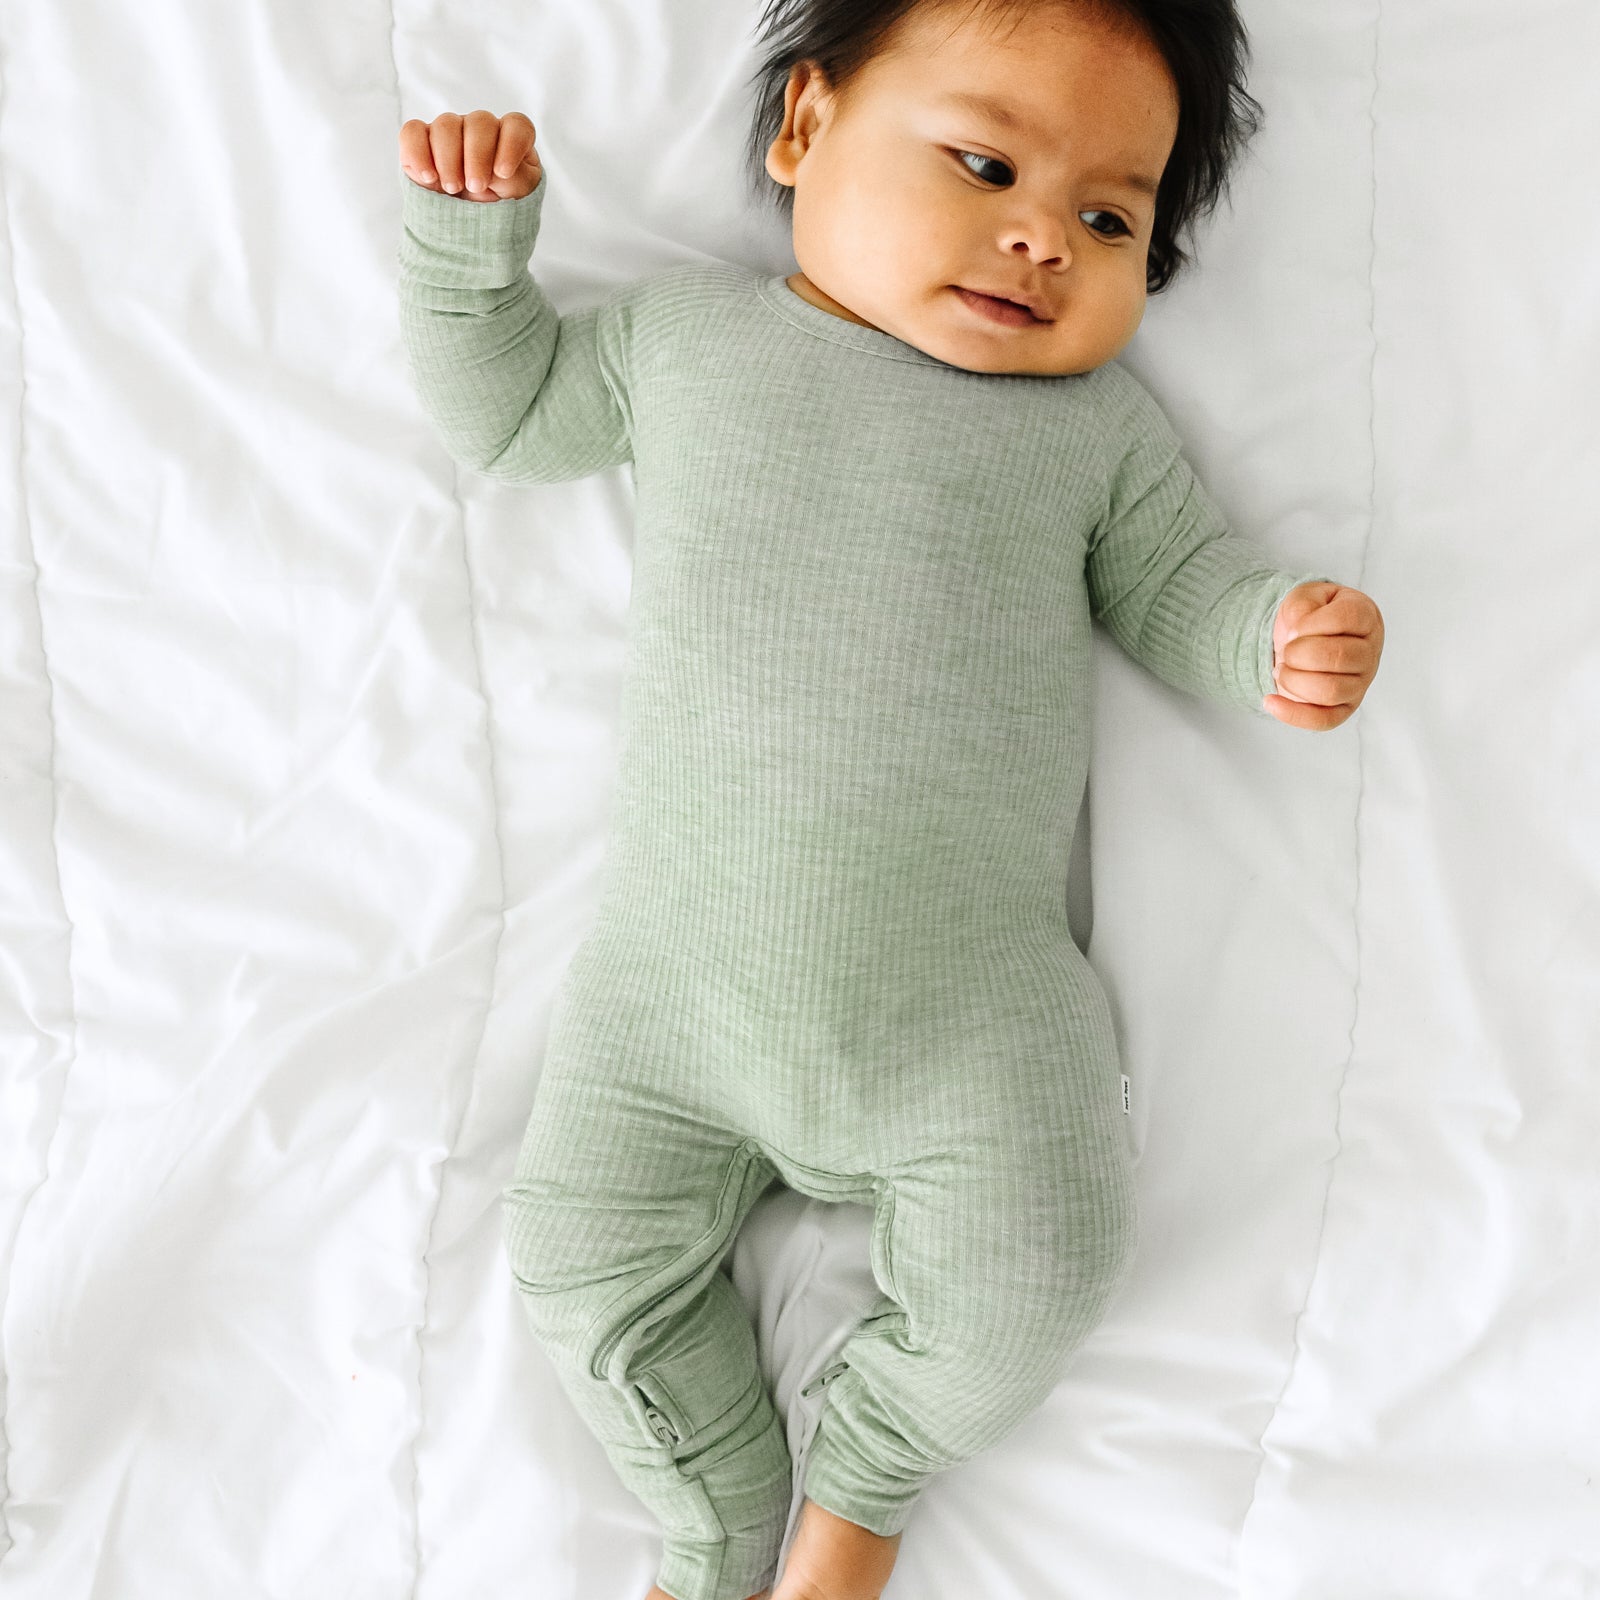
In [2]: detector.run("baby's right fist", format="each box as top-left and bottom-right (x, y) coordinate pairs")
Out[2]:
(399, 109), (541, 202)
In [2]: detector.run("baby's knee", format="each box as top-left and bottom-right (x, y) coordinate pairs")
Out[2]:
(498, 1180), (612, 1347)
(1055, 1172), (1139, 1321)
(499, 1178), (560, 1283)
(939, 1176), (1138, 1400)
(1035, 1168), (1139, 1348)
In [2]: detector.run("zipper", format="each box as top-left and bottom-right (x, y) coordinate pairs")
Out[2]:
(641, 1399), (680, 1446)
(799, 1359), (849, 1400)
(591, 1144), (760, 1383)
(591, 1272), (685, 1383)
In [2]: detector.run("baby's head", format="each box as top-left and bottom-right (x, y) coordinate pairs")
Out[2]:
(744, 0), (1263, 375)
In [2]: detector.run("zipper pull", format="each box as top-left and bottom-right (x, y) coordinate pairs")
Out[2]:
(643, 1404), (680, 1445)
(799, 1360), (849, 1399)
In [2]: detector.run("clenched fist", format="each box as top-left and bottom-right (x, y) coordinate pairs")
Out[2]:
(1266, 581), (1384, 731)
(399, 109), (541, 201)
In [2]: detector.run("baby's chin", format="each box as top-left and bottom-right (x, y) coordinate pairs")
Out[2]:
(881, 290), (1109, 375)
(920, 319), (1109, 377)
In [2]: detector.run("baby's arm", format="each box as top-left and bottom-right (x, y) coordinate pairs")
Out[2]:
(1086, 378), (1335, 720)
(396, 119), (631, 484)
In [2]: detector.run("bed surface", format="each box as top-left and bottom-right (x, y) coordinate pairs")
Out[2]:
(2, 2), (1596, 1595)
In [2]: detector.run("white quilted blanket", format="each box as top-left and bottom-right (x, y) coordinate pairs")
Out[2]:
(2, 2), (1595, 1595)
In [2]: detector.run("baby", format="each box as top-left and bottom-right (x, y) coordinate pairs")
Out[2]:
(396, 1), (1383, 1597)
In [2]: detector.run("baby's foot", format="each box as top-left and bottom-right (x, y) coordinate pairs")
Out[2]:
(770, 1498), (902, 1600)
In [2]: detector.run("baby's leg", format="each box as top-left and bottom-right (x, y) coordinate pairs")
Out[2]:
(775, 994), (1139, 1587)
(501, 1020), (793, 1600)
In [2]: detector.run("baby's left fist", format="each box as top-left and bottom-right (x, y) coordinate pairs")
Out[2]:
(1265, 581), (1384, 731)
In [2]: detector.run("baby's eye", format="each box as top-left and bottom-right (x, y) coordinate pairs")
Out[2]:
(955, 150), (1013, 186)
(953, 153), (1132, 240)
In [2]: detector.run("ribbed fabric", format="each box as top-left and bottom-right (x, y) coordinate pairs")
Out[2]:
(398, 166), (1337, 1600)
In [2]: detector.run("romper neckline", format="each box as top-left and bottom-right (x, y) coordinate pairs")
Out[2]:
(753, 274), (956, 370)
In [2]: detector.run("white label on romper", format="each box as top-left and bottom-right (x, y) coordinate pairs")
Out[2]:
(1121, 1074), (1131, 1115)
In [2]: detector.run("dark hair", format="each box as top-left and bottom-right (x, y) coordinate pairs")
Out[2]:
(741, 0), (1265, 294)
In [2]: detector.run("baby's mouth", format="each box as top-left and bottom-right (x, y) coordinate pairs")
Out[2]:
(951, 286), (1049, 327)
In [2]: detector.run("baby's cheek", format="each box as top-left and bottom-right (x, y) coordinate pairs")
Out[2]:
(1077, 293), (1142, 372)
(1120, 281), (1148, 345)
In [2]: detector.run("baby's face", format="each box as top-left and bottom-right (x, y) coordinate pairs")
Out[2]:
(765, 1), (1179, 375)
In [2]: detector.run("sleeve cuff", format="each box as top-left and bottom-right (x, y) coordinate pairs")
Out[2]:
(397, 166), (549, 289)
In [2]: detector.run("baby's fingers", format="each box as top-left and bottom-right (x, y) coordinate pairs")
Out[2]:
(458, 109), (510, 194)
(1263, 693), (1356, 732)
(1280, 632), (1376, 678)
(492, 111), (538, 180)
(398, 119), (441, 189)
(1273, 662), (1367, 707)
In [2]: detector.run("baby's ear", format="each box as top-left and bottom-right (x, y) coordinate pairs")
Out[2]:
(764, 143), (794, 188)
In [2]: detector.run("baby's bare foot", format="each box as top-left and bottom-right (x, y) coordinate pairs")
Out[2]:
(770, 1497), (902, 1600)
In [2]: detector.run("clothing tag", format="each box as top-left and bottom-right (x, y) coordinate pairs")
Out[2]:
(1120, 1074), (1131, 1116)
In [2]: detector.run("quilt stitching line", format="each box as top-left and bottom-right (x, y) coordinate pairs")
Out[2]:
(385, 23), (517, 1600)
(1234, 1), (1380, 1579)
(0, 40), (85, 1576)
(402, 452), (512, 1600)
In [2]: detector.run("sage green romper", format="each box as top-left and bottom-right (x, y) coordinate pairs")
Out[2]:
(397, 167), (1332, 1600)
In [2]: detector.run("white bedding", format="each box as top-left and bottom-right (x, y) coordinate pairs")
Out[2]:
(2, 1), (1597, 1595)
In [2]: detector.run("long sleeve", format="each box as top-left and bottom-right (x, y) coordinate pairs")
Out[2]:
(1086, 378), (1336, 719)
(396, 166), (633, 483)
